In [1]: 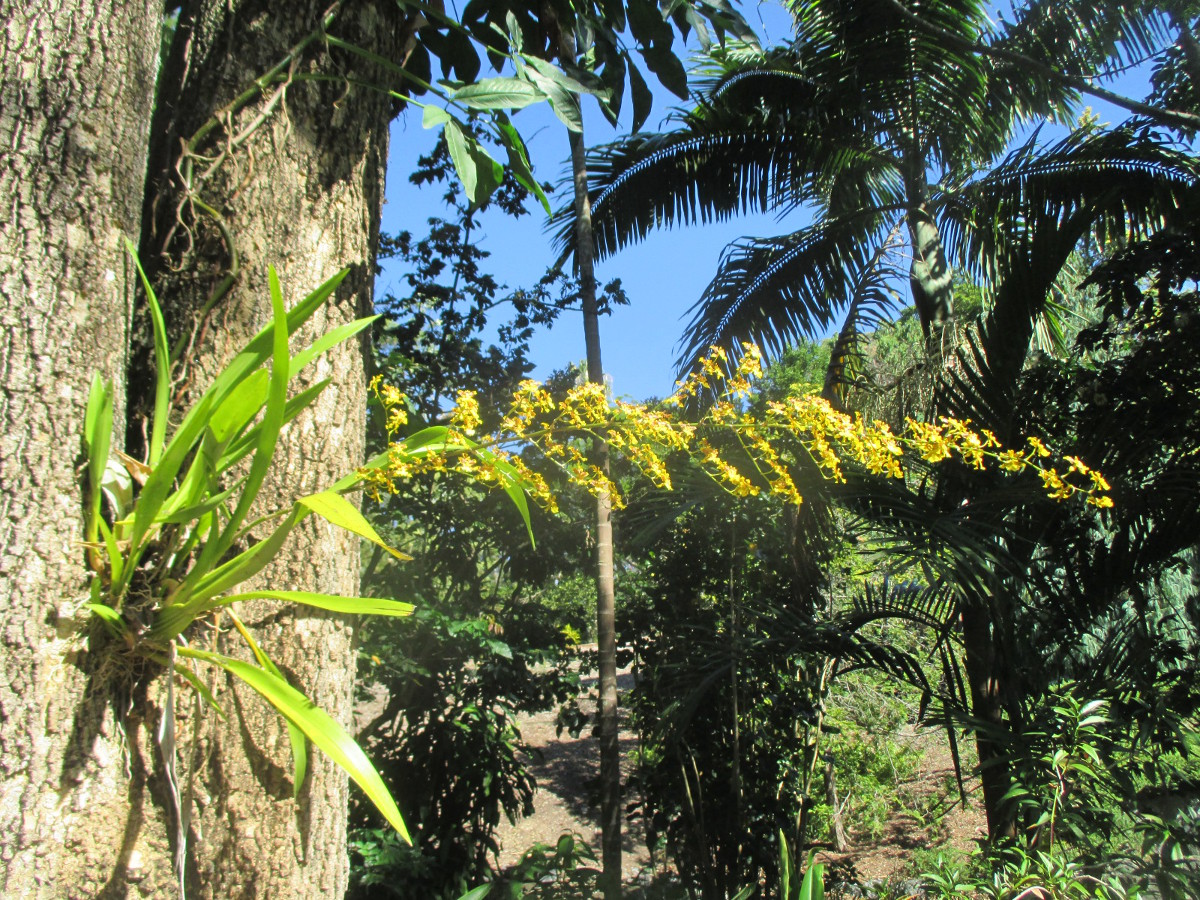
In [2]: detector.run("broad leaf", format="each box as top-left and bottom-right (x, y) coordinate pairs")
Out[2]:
(179, 646), (409, 841)
(298, 491), (412, 560)
(451, 77), (542, 110)
(227, 611), (308, 797)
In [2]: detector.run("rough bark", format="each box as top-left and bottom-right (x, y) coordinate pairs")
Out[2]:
(134, 2), (403, 895)
(0, 2), (164, 895)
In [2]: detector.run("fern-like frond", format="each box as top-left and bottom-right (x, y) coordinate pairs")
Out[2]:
(676, 209), (902, 376)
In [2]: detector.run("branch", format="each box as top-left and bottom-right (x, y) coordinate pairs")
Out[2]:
(879, 0), (1200, 132)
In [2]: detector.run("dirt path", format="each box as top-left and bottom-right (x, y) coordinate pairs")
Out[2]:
(494, 663), (987, 893)
(494, 668), (656, 883)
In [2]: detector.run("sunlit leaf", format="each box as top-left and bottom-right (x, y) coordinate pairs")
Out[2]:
(180, 646), (409, 841)
(298, 490), (412, 560)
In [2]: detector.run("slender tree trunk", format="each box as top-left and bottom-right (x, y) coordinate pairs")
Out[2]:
(567, 98), (622, 900)
(0, 2), (166, 895)
(903, 158), (954, 343)
(137, 2), (401, 894)
(960, 600), (1017, 840)
(824, 757), (850, 852)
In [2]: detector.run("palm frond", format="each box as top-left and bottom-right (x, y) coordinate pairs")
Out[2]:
(996, 1), (1174, 81)
(676, 210), (900, 376)
(840, 576), (959, 636)
(548, 124), (799, 262)
(824, 226), (907, 404)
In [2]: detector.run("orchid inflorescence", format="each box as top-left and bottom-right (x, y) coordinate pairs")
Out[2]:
(363, 343), (1114, 511)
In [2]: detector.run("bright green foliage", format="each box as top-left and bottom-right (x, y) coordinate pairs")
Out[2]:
(731, 833), (825, 900)
(80, 259), (511, 863)
(390, 0), (757, 209)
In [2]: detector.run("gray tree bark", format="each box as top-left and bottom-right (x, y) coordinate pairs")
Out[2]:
(140, 2), (403, 895)
(0, 2), (164, 896)
(0, 0), (407, 895)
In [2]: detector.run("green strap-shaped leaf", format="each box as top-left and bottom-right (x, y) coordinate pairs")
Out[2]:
(208, 369), (269, 443)
(84, 374), (114, 545)
(179, 645), (408, 841)
(130, 391), (215, 554)
(289, 315), (378, 375)
(125, 239), (171, 467)
(171, 506), (303, 614)
(226, 611), (307, 797)
(191, 268), (290, 578)
(213, 590), (414, 618)
(298, 491), (411, 560)
(172, 660), (224, 717)
(217, 378), (333, 474)
(799, 860), (825, 900)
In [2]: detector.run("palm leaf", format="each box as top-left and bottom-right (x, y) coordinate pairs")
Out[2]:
(676, 210), (899, 376)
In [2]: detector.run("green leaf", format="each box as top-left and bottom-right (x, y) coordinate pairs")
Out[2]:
(470, 141), (505, 208)
(640, 43), (688, 99)
(218, 378), (332, 473)
(97, 517), (124, 584)
(422, 105), (452, 129)
(495, 114), (550, 214)
(779, 830), (793, 899)
(455, 887), (492, 900)
(124, 239), (170, 467)
(298, 491), (412, 560)
(189, 268), (290, 579)
(192, 268), (348, 424)
(214, 590), (414, 618)
(130, 392), (215, 552)
(626, 57), (653, 134)
(799, 860), (825, 900)
(452, 77), (543, 110)
(208, 368), (269, 443)
(178, 646), (409, 841)
(226, 611), (307, 796)
(85, 602), (124, 632)
(84, 375), (114, 543)
(521, 67), (582, 132)
(289, 315), (378, 378)
(174, 506), (303, 614)
(155, 484), (236, 526)
(173, 661), (224, 716)
(444, 119), (478, 202)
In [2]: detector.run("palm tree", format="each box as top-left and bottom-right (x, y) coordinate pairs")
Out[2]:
(556, 0), (1194, 392)
(554, 0), (1200, 838)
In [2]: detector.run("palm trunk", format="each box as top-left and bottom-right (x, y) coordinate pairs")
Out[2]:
(903, 157), (954, 343)
(960, 600), (1018, 840)
(567, 89), (622, 900)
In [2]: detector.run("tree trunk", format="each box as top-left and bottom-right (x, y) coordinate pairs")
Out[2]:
(137, 2), (402, 895)
(0, 2), (165, 895)
(960, 599), (1017, 840)
(567, 106), (622, 900)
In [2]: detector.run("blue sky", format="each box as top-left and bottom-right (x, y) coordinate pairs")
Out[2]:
(378, 3), (798, 402)
(377, 2), (1156, 402)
